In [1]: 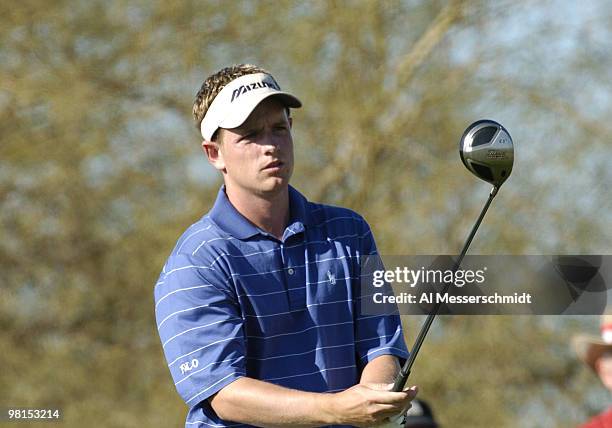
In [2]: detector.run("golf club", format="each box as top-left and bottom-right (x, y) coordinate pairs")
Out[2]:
(391, 119), (514, 392)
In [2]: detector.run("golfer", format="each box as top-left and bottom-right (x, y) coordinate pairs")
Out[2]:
(574, 313), (612, 427)
(154, 64), (416, 428)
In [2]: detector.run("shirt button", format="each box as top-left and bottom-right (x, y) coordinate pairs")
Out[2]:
(287, 268), (295, 275)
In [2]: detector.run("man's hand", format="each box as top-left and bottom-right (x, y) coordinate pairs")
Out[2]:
(327, 382), (417, 427)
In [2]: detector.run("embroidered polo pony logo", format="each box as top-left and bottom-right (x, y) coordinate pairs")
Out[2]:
(327, 270), (336, 286)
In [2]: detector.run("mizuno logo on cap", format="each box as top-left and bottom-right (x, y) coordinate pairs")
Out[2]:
(231, 80), (280, 102)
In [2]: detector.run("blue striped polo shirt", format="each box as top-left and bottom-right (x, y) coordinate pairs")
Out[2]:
(154, 185), (409, 428)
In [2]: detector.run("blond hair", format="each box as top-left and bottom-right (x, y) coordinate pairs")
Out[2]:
(193, 64), (270, 140)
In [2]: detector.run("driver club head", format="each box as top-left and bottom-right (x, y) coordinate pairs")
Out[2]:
(459, 119), (514, 187)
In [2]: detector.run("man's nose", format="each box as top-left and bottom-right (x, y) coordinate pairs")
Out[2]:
(260, 129), (284, 151)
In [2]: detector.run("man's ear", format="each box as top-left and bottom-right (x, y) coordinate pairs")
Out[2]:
(288, 116), (293, 129)
(202, 139), (225, 172)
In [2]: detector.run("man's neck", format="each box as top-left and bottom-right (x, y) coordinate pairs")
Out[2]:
(225, 185), (290, 240)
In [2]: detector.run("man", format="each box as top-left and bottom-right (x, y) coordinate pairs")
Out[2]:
(574, 314), (612, 427)
(154, 64), (416, 428)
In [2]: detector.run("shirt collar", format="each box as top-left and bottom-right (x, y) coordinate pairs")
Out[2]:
(284, 185), (311, 238)
(209, 185), (312, 240)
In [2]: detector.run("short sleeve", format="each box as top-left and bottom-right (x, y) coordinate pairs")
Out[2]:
(154, 253), (246, 407)
(354, 218), (409, 369)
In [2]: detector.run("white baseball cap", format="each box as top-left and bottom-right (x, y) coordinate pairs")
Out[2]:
(200, 72), (302, 141)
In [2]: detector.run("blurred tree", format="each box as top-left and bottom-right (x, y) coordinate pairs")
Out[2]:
(0, 0), (610, 427)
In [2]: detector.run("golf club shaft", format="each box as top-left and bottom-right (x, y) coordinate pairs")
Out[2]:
(391, 186), (499, 392)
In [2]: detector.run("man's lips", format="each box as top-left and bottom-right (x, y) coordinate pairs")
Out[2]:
(263, 160), (283, 170)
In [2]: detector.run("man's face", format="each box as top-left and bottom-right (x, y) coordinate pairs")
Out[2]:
(596, 351), (612, 391)
(206, 97), (294, 197)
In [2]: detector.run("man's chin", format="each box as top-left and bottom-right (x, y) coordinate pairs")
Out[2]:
(257, 177), (290, 195)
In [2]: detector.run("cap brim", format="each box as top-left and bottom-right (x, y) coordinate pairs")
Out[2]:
(219, 91), (302, 130)
(572, 334), (612, 372)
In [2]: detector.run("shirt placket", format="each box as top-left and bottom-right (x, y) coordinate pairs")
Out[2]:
(281, 233), (306, 311)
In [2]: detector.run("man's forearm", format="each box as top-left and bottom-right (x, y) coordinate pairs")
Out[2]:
(209, 377), (337, 427)
(359, 355), (401, 385)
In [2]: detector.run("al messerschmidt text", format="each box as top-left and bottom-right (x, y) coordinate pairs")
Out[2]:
(373, 292), (532, 304)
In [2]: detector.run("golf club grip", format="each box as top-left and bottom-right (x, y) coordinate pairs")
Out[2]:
(391, 187), (498, 393)
(392, 368), (410, 392)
